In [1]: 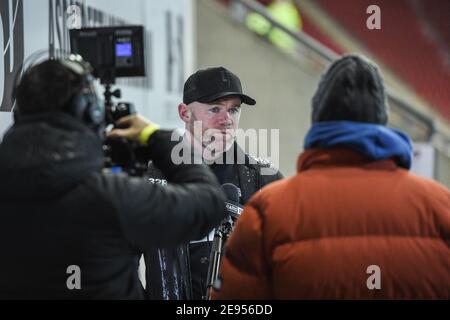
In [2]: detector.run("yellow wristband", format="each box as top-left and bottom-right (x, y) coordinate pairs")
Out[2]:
(139, 123), (160, 145)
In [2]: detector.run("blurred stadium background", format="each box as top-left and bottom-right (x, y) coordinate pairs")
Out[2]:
(202, 0), (450, 186)
(0, 0), (448, 187)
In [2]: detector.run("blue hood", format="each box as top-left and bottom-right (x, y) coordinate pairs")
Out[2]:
(304, 121), (413, 169)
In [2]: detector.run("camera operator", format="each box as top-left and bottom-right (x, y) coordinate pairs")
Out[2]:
(0, 56), (227, 299)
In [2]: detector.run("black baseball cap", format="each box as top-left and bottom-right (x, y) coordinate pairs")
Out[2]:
(183, 67), (256, 106)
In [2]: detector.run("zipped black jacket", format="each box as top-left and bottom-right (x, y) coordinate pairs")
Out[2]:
(144, 142), (283, 299)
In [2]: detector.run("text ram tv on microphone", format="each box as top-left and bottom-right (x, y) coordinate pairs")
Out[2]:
(222, 183), (243, 220)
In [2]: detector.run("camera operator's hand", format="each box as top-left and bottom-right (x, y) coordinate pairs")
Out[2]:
(106, 114), (159, 144)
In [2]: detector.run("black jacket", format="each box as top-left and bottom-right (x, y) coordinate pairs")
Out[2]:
(0, 112), (226, 299)
(144, 143), (283, 299)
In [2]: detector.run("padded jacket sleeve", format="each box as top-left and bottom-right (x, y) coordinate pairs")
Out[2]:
(102, 130), (227, 249)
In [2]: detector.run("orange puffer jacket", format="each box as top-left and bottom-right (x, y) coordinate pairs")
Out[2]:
(213, 148), (450, 299)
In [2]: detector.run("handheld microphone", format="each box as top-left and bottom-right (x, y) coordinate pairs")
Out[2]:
(221, 183), (243, 220)
(204, 183), (243, 300)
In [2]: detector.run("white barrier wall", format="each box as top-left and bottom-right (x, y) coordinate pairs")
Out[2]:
(0, 0), (195, 139)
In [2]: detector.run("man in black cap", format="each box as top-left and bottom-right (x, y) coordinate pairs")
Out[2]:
(144, 67), (283, 300)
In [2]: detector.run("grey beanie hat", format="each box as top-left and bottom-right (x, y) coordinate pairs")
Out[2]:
(311, 54), (389, 125)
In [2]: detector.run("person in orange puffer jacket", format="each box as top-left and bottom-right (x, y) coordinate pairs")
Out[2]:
(212, 54), (450, 299)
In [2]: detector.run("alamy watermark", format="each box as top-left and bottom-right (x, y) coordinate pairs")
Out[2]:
(366, 5), (381, 30)
(66, 5), (81, 29)
(366, 265), (381, 290)
(170, 122), (280, 176)
(66, 265), (81, 290)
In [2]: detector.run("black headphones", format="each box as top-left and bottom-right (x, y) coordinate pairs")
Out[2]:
(12, 53), (104, 129)
(59, 54), (105, 127)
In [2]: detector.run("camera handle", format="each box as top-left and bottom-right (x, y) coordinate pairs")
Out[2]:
(103, 83), (121, 124)
(103, 84), (121, 109)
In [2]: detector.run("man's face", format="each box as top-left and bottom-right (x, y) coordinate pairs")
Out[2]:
(180, 96), (242, 158)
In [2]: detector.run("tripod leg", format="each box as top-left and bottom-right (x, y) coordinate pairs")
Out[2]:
(204, 233), (223, 300)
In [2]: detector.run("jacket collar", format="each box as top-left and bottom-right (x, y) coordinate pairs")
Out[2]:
(297, 148), (399, 173)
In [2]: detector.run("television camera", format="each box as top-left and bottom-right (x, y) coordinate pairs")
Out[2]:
(70, 25), (148, 176)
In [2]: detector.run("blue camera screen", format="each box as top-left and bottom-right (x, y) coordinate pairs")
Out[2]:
(116, 42), (132, 57)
